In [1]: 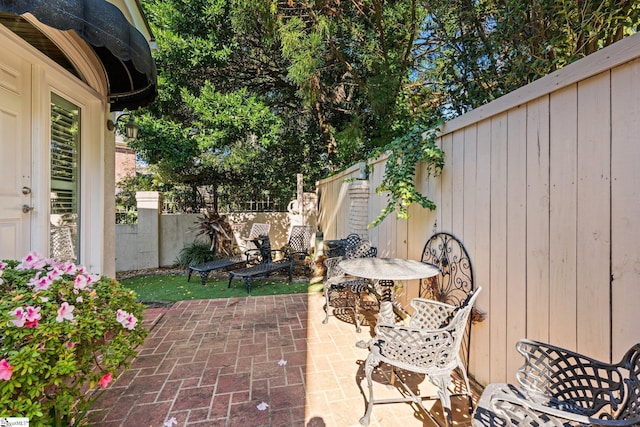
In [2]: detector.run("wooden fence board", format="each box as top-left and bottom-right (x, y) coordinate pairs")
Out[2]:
(473, 119), (492, 384)
(490, 112), (509, 382)
(611, 59), (640, 361)
(506, 105), (528, 381)
(526, 96), (551, 344)
(440, 133), (454, 232)
(576, 73), (611, 361)
(452, 130), (465, 234)
(549, 85), (578, 348)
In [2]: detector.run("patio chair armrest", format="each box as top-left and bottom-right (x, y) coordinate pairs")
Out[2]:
(372, 323), (457, 368)
(515, 339), (627, 405)
(474, 383), (638, 426)
(242, 248), (288, 263)
(288, 249), (310, 260)
(243, 249), (261, 262)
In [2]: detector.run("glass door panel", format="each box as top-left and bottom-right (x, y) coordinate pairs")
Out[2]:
(50, 93), (80, 262)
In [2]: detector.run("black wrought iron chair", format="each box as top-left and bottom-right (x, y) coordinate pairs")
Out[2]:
(324, 233), (362, 258)
(473, 339), (640, 426)
(286, 225), (314, 274)
(227, 226), (313, 293)
(323, 238), (377, 332)
(420, 232), (482, 373)
(188, 222), (271, 285)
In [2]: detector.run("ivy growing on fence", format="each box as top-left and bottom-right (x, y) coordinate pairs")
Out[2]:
(372, 122), (445, 227)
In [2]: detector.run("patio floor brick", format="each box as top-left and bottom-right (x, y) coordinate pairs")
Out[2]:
(89, 292), (479, 426)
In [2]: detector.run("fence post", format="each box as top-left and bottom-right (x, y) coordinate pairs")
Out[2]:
(135, 191), (161, 269)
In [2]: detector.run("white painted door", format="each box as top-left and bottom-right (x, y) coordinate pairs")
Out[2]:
(0, 55), (31, 260)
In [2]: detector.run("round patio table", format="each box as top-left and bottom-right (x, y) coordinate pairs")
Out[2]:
(339, 258), (440, 324)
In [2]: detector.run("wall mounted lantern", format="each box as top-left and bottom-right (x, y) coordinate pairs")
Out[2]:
(107, 113), (139, 140)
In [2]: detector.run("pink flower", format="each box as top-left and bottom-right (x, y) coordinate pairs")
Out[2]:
(25, 305), (41, 322)
(56, 302), (75, 322)
(10, 307), (26, 327)
(125, 314), (138, 330)
(58, 262), (77, 275)
(116, 309), (138, 330)
(24, 306), (41, 328)
(17, 251), (46, 270)
(98, 372), (112, 388)
(74, 274), (89, 290)
(21, 306), (42, 328)
(47, 268), (63, 282)
(116, 309), (127, 323)
(0, 359), (13, 381)
(0, 261), (6, 270)
(29, 274), (52, 291)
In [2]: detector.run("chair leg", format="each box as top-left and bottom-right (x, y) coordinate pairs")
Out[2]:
(353, 290), (362, 333)
(456, 358), (474, 415)
(322, 284), (331, 324)
(432, 374), (454, 427)
(187, 268), (193, 282)
(199, 271), (209, 286)
(359, 355), (378, 426)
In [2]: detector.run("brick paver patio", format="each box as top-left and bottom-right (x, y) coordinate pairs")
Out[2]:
(89, 292), (478, 426)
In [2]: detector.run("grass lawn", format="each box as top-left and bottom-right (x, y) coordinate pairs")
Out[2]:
(121, 272), (324, 303)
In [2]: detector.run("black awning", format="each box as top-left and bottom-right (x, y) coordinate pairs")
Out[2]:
(0, 0), (157, 110)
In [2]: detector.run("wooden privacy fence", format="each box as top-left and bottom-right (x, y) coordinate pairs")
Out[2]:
(316, 32), (640, 387)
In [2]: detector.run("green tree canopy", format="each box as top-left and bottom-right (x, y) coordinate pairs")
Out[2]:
(131, 0), (638, 220)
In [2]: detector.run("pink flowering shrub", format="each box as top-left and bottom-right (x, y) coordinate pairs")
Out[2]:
(0, 253), (147, 426)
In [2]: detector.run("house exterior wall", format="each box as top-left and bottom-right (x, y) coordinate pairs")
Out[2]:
(0, 23), (114, 275)
(317, 32), (640, 387)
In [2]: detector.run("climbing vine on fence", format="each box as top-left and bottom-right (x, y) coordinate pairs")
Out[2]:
(371, 123), (445, 227)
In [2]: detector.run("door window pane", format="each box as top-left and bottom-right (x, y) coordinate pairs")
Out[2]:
(50, 93), (80, 262)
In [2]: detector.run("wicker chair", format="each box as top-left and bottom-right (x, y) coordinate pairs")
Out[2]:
(360, 287), (482, 426)
(473, 339), (640, 426)
(323, 239), (377, 332)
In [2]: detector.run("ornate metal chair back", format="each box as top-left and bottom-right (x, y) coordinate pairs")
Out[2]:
(343, 233), (362, 252)
(420, 232), (476, 371)
(345, 239), (377, 259)
(288, 225), (313, 253)
(248, 223), (271, 240)
(324, 256), (345, 281)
